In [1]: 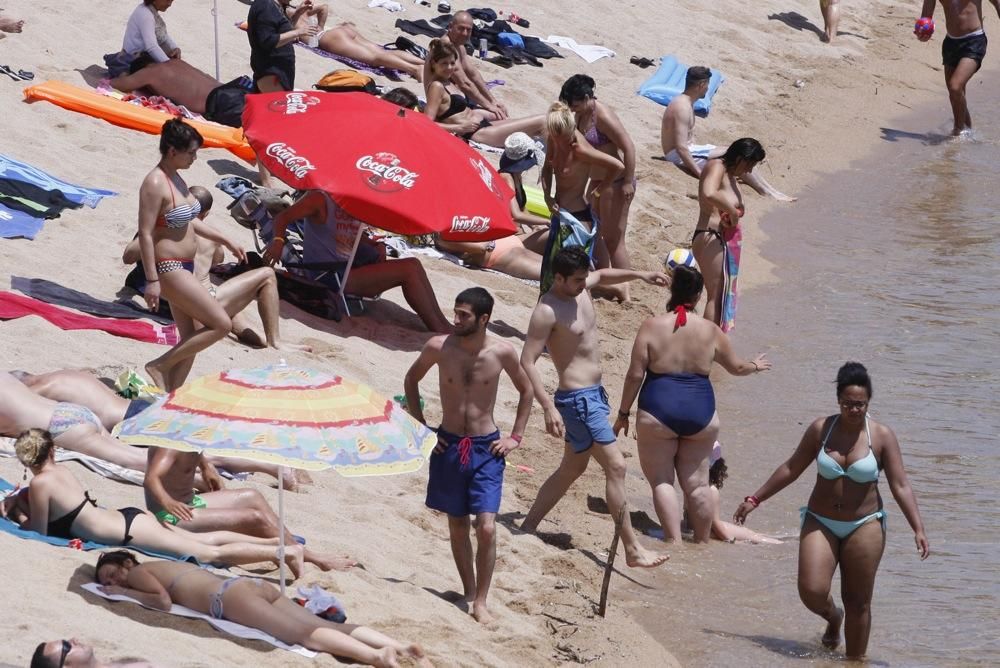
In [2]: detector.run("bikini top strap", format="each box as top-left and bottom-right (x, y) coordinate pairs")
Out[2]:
(820, 415), (839, 449)
(158, 166), (177, 208)
(864, 414), (872, 449)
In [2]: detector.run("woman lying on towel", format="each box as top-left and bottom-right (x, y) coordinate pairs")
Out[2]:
(138, 120), (249, 391)
(263, 190), (452, 334)
(285, 0), (425, 81)
(93, 550), (433, 667)
(424, 39), (544, 144)
(8, 429), (337, 575)
(434, 133), (548, 281)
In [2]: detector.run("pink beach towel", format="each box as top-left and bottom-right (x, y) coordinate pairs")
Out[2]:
(0, 291), (179, 345)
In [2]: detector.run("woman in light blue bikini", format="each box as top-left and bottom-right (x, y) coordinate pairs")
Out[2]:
(733, 362), (929, 660)
(94, 551), (432, 667)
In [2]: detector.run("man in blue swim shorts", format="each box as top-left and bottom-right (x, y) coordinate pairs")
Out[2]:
(519, 247), (670, 569)
(404, 287), (533, 624)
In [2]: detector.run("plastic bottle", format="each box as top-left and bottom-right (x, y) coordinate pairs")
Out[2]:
(305, 15), (320, 48)
(479, 38), (488, 58)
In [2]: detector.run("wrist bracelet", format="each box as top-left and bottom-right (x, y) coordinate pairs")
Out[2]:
(744, 495), (760, 508)
(146, 278), (159, 283)
(510, 433), (523, 444)
(618, 410), (630, 418)
(751, 361), (759, 372)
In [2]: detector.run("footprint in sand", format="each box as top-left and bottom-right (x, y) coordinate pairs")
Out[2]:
(300, 337), (343, 358)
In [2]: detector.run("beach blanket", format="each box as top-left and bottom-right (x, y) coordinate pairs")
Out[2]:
(80, 582), (317, 657)
(720, 225), (742, 333)
(11, 276), (174, 326)
(23, 81), (257, 164)
(0, 154), (116, 209)
(0, 291), (180, 345)
(0, 203), (46, 240)
(637, 55), (725, 116)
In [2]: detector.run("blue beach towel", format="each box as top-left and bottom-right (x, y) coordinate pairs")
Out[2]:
(637, 55), (725, 117)
(0, 203), (46, 240)
(0, 154), (117, 208)
(0, 478), (198, 562)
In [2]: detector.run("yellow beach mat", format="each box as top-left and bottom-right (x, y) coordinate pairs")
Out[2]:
(23, 81), (256, 164)
(522, 185), (552, 218)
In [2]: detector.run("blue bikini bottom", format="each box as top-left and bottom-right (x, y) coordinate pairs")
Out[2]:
(800, 507), (886, 540)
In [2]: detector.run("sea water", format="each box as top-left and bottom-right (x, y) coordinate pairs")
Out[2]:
(626, 70), (1000, 667)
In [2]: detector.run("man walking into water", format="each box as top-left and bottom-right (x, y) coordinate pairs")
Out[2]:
(660, 66), (795, 202)
(404, 287), (533, 623)
(918, 0), (1000, 136)
(519, 247), (670, 569)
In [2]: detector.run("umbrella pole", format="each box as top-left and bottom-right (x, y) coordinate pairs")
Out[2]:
(277, 465), (286, 596)
(336, 227), (364, 319)
(212, 0), (221, 81)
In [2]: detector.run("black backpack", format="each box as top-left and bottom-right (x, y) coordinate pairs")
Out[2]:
(204, 78), (250, 128)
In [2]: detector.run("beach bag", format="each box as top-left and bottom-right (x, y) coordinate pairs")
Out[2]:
(539, 209), (598, 295)
(314, 70), (378, 94)
(103, 51), (135, 79)
(204, 78), (250, 128)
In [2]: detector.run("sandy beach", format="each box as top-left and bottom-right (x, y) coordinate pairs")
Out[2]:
(0, 0), (964, 665)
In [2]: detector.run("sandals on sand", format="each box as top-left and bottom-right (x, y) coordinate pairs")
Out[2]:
(0, 65), (34, 81)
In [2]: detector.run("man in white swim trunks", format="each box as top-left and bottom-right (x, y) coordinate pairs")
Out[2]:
(661, 66), (795, 202)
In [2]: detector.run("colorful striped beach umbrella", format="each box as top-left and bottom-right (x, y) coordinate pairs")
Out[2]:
(113, 362), (436, 590)
(114, 363), (436, 476)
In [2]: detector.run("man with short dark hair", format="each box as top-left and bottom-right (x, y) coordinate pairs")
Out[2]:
(436, 10), (508, 119)
(661, 66), (795, 201)
(918, 0), (1000, 135)
(404, 286), (533, 623)
(519, 247), (670, 569)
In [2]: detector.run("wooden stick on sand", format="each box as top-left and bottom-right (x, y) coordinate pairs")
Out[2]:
(598, 504), (626, 617)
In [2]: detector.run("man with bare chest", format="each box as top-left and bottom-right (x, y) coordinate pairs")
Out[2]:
(519, 247), (669, 569)
(918, 0), (1000, 135)
(404, 287), (532, 623)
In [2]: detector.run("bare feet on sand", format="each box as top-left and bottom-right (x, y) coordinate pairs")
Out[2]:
(373, 647), (400, 668)
(772, 192), (797, 202)
(278, 468), (313, 492)
(282, 544), (305, 579)
(144, 362), (167, 392)
(405, 644), (434, 667)
(273, 340), (314, 353)
(822, 606), (843, 649)
(471, 599), (494, 624)
(625, 546), (669, 568)
(313, 554), (359, 572)
(0, 16), (24, 33)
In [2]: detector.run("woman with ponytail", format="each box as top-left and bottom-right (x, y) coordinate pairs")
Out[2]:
(614, 265), (771, 543)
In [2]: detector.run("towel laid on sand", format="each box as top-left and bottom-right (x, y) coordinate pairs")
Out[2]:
(295, 41), (405, 80)
(542, 35), (615, 63)
(0, 291), (179, 345)
(0, 203), (46, 240)
(0, 439), (145, 485)
(81, 582), (317, 657)
(0, 154), (116, 209)
(11, 276), (174, 326)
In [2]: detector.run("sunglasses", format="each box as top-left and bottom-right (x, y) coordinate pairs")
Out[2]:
(58, 639), (70, 668)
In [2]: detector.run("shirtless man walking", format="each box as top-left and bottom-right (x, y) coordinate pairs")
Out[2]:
(918, 0), (1000, 135)
(437, 11), (508, 119)
(661, 66), (795, 202)
(143, 447), (353, 571)
(404, 287), (533, 623)
(519, 247), (670, 569)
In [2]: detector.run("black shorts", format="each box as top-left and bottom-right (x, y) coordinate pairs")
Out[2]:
(942, 32), (987, 70)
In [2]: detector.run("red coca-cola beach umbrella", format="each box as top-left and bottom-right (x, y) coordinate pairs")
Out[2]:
(242, 91), (517, 242)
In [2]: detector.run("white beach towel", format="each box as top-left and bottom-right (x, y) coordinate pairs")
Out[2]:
(0, 438), (144, 485)
(81, 582), (318, 657)
(542, 36), (616, 63)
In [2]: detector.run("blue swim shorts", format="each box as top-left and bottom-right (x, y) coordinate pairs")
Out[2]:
(553, 384), (616, 453)
(425, 428), (504, 517)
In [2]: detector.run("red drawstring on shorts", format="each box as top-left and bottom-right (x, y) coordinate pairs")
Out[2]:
(458, 436), (473, 470)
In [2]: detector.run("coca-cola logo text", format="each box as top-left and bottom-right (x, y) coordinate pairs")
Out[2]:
(356, 153), (419, 193)
(470, 157), (503, 199)
(450, 215), (491, 234)
(267, 93), (320, 115)
(265, 143), (316, 180)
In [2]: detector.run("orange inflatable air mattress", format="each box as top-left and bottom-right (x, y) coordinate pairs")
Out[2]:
(23, 80), (256, 164)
